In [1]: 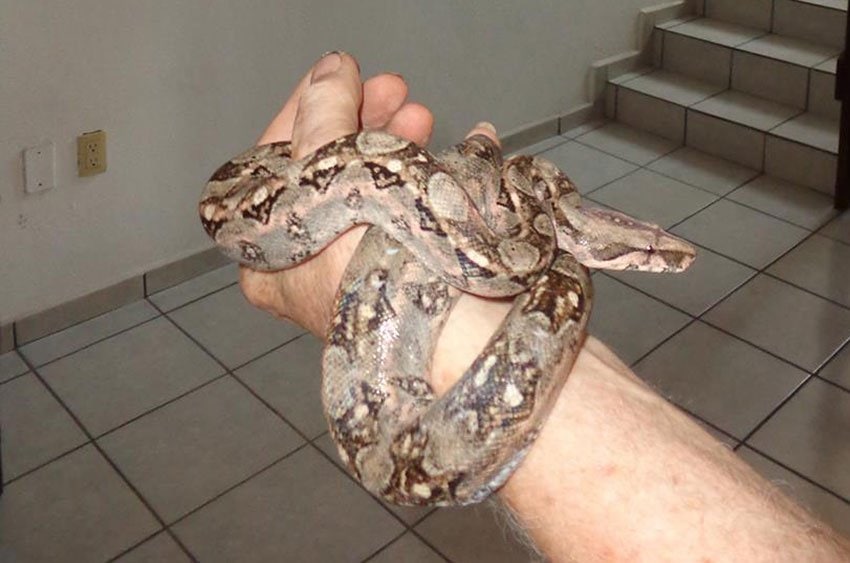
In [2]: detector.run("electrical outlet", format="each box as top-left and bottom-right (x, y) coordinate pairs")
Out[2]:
(77, 130), (107, 176)
(23, 141), (56, 193)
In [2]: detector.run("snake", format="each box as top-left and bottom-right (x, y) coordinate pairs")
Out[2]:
(199, 130), (695, 506)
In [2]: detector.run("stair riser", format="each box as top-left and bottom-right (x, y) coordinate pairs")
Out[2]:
(774, 0), (846, 50)
(662, 31), (733, 86)
(614, 87), (837, 193)
(809, 69), (841, 119)
(732, 51), (808, 109)
(705, 0), (772, 30)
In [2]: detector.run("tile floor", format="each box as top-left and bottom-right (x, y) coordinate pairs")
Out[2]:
(2, 121), (850, 562)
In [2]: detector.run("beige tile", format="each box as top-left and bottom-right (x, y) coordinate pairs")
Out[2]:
(663, 31), (733, 86)
(636, 322), (808, 438)
(0, 351), (28, 384)
(738, 447), (850, 538)
(0, 373), (88, 480)
(692, 91), (802, 132)
(19, 300), (159, 367)
(168, 285), (304, 369)
(672, 200), (809, 268)
(765, 135), (838, 194)
(369, 533), (446, 563)
(99, 377), (303, 523)
(672, 18), (765, 46)
(416, 504), (538, 563)
(539, 141), (638, 194)
(40, 317), (224, 436)
(115, 532), (191, 563)
(686, 111), (765, 169)
(589, 169), (718, 229)
(648, 147), (759, 195)
(173, 448), (403, 563)
(748, 378), (850, 499)
(589, 275), (691, 365)
(731, 51), (808, 108)
(820, 343), (850, 389)
(727, 175), (837, 229)
(236, 335), (327, 439)
(0, 323), (13, 354)
(768, 234), (850, 307)
(706, 0), (772, 29)
(809, 70), (841, 119)
(576, 122), (679, 166)
(0, 445), (160, 562)
(314, 433), (434, 525)
(610, 244), (756, 316)
(738, 34), (840, 68)
(148, 264), (239, 312)
(819, 211), (850, 245)
(622, 69), (724, 106)
(774, 0), (846, 49)
(705, 275), (850, 371)
(616, 88), (686, 143)
(771, 113), (839, 154)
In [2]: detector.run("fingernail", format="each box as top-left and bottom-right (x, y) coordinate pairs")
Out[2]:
(475, 121), (497, 134)
(312, 51), (342, 83)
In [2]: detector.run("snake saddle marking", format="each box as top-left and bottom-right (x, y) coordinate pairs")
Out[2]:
(200, 130), (695, 506)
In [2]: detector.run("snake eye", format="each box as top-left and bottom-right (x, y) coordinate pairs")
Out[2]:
(646, 245), (655, 254)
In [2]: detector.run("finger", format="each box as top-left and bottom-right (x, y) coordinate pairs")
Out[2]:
(257, 60), (322, 145)
(361, 73), (408, 129)
(383, 102), (435, 146)
(291, 52), (363, 159)
(465, 121), (500, 147)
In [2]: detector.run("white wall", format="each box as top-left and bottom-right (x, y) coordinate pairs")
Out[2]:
(1, 0), (661, 323)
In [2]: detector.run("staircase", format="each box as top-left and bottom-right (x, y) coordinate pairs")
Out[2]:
(606, 0), (846, 195)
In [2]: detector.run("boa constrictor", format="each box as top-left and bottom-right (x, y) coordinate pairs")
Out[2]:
(200, 130), (695, 506)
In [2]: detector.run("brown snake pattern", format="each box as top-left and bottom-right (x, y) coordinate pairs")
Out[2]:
(200, 130), (695, 505)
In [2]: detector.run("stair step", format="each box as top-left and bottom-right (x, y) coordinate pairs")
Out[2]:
(705, 0), (772, 31)
(609, 69), (839, 192)
(774, 0), (847, 49)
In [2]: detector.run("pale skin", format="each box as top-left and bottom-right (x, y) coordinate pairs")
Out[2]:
(239, 52), (850, 562)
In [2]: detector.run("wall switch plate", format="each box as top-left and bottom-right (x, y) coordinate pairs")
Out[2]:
(77, 129), (107, 176)
(23, 141), (56, 193)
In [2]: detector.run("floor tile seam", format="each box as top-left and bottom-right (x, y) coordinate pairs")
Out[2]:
(738, 441), (850, 505)
(735, 39), (842, 70)
(616, 78), (726, 113)
(812, 372), (850, 395)
(570, 134), (679, 170)
(20, 308), (164, 370)
(737, 373), (817, 444)
(359, 530), (412, 562)
(761, 270), (850, 315)
(659, 396), (742, 445)
(15, 349), (193, 559)
(0, 369), (34, 388)
(767, 125), (840, 155)
(1, 440), (92, 487)
(105, 529), (201, 563)
(688, 103), (806, 137)
(789, 0), (849, 15)
(664, 22), (771, 50)
(722, 186), (838, 231)
(149, 280), (240, 314)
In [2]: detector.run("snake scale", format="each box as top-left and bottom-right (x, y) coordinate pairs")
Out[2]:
(200, 130), (695, 506)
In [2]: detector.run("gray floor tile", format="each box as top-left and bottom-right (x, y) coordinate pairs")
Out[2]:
(148, 264), (239, 312)
(561, 118), (607, 139)
(728, 176), (837, 230)
(40, 317), (224, 436)
(589, 169), (718, 229)
(692, 416), (739, 448)
(819, 211), (850, 245)
(368, 532), (447, 563)
(0, 351), (28, 383)
(610, 244), (756, 316)
(748, 378), (850, 500)
(820, 343), (850, 389)
(512, 136), (569, 156)
(173, 447), (403, 563)
(115, 532), (191, 563)
(705, 275), (850, 372)
(588, 275), (691, 365)
(738, 447), (850, 538)
(772, 113), (839, 154)
(576, 122), (679, 165)
(648, 147), (759, 196)
(537, 141), (638, 194)
(768, 234), (850, 308)
(314, 433), (434, 525)
(416, 504), (537, 563)
(168, 285), (304, 369)
(635, 322), (808, 438)
(622, 69), (724, 106)
(99, 377), (303, 523)
(236, 334), (326, 438)
(0, 373), (88, 481)
(19, 300), (159, 367)
(672, 199), (810, 268)
(0, 445), (160, 562)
